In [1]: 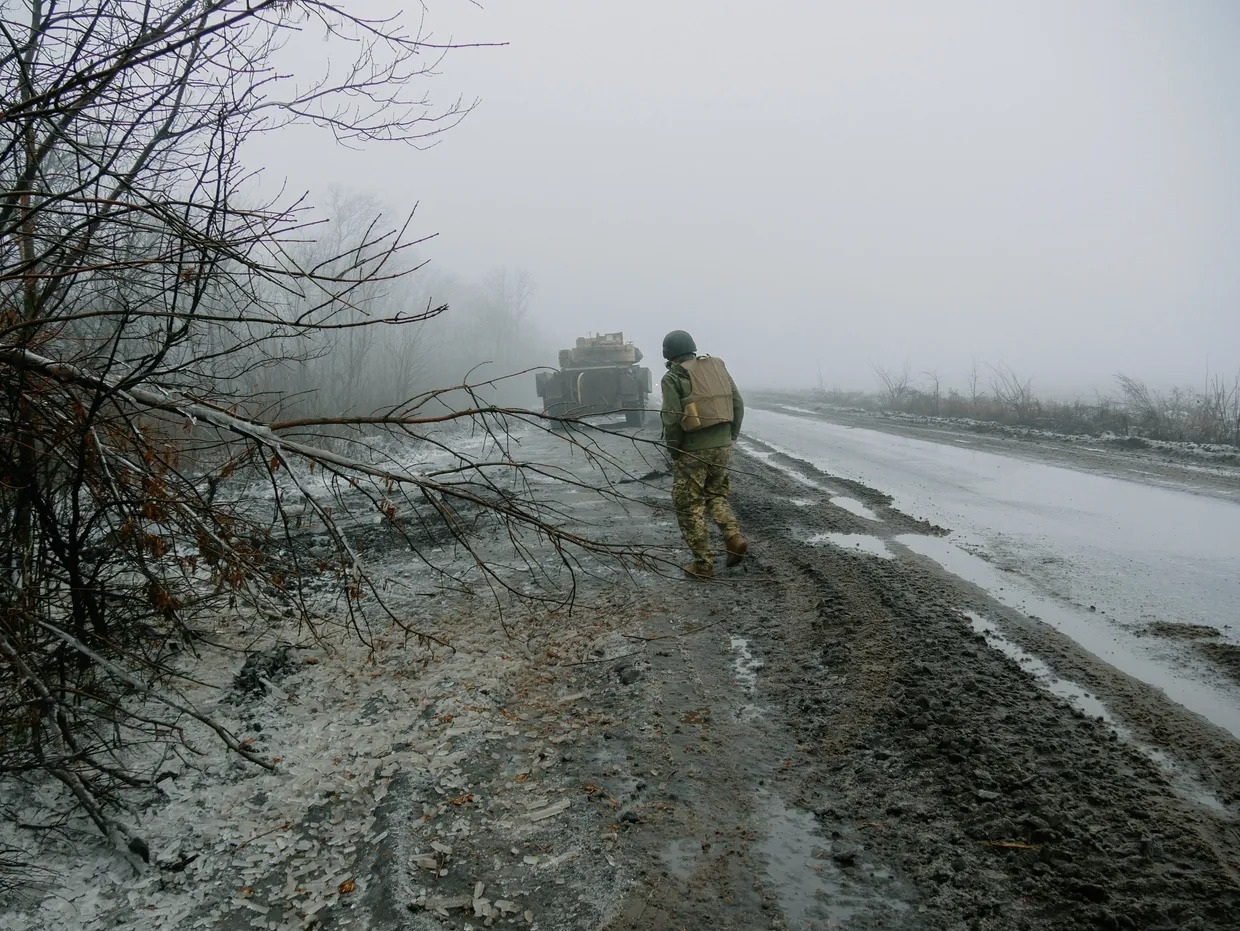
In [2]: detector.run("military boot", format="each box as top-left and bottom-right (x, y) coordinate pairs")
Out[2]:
(683, 560), (714, 580)
(725, 533), (748, 567)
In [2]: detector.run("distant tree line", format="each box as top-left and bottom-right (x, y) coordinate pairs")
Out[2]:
(245, 192), (551, 422)
(822, 361), (1240, 447)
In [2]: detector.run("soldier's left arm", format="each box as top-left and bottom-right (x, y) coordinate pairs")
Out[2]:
(660, 370), (687, 458)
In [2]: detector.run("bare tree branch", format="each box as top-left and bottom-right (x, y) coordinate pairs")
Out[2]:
(0, 1), (652, 865)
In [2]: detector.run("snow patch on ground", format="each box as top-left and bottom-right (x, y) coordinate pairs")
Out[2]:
(0, 421), (670, 931)
(1, 609), (494, 930)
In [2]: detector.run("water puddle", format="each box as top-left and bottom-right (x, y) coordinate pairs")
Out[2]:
(808, 533), (894, 560)
(730, 636), (763, 693)
(660, 836), (702, 882)
(729, 636), (764, 721)
(735, 440), (822, 489)
(897, 533), (1240, 740)
(965, 612), (1112, 720)
(966, 612), (1228, 814)
(829, 496), (881, 522)
(756, 790), (911, 928)
(737, 440), (884, 523)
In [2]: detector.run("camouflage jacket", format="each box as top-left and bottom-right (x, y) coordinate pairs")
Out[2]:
(660, 356), (744, 458)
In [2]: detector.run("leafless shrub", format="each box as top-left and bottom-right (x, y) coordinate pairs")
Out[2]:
(967, 359), (983, 408)
(1116, 372), (1240, 446)
(922, 370), (942, 416)
(1194, 373), (1240, 446)
(0, 842), (46, 904)
(988, 363), (1036, 421)
(1115, 374), (1166, 436)
(0, 1), (656, 866)
(873, 361), (912, 409)
(825, 361), (1239, 447)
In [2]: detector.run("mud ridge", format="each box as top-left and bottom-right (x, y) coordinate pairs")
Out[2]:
(711, 450), (1240, 929)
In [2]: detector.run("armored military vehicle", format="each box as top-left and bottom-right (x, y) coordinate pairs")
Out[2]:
(534, 332), (652, 426)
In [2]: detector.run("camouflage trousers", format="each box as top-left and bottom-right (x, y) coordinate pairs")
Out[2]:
(671, 445), (741, 564)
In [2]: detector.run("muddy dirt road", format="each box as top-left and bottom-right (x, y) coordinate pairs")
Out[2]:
(6, 415), (1237, 931)
(390, 417), (1239, 931)
(570, 427), (1240, 930)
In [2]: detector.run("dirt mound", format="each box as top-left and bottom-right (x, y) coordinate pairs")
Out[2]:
(1198, 642), (1240, 689)
(1147, 622), (1222, 641)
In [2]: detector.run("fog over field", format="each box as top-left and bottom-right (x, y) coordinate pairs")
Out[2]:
(246, 0), (1240, 400)
(6, 6), (1240, 927)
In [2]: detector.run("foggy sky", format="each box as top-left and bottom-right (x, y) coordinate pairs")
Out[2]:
(250, 1), (1240, 397)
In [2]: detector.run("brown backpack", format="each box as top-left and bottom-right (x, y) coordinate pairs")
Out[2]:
(679, 356), (734, 432)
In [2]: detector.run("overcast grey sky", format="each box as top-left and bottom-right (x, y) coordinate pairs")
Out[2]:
(254, 1), (1239, 396)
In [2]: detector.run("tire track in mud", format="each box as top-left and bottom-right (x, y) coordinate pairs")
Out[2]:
(721, 447), (1240, 930)
(771, 550), (902, 761)
(599, 608), (775, 930)
(596, 590), (921, 931)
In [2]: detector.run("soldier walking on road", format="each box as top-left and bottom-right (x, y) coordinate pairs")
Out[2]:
(659, 329), (749, 579)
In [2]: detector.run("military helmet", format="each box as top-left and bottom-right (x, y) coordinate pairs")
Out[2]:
(661, 329), (697, 360)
